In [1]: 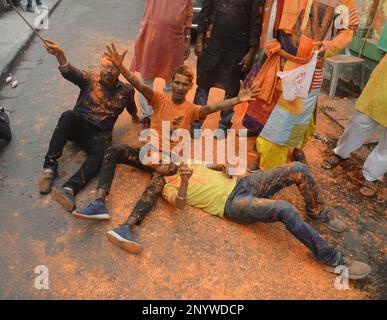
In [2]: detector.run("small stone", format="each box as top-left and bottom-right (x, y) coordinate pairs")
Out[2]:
(11, 80), (18, 88)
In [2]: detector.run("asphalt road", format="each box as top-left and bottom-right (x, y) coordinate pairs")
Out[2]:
(0, 0), (385, 299)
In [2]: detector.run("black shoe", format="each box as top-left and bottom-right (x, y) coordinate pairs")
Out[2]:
(26, 6), (35, 13)
(52, 186), (76, 212)
(106, 224), (142, 253)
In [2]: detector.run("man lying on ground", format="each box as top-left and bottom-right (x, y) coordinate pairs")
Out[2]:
(72, 43), (259, 222)
(39, 40), (140, 211)
(79, 157), (370, 280)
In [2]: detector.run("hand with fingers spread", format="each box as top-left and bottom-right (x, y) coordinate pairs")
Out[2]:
(105, 43), (128, 69)
(237, 80), (260, 103)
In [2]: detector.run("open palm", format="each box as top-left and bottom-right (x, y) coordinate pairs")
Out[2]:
(105, 43), (128, 68)
(238, 81), (260, 102)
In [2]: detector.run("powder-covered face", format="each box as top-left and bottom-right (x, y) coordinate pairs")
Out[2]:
(150, 161), (179, 176)
(171, 73), (192, 104)
(99, 56), (120, 88)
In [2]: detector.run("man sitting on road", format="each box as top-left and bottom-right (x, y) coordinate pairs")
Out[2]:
(73, 43), (260, 228)
(39, 40), (140, 212)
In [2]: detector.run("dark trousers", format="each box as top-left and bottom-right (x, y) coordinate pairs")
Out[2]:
(27, 0), (42, 7)
(224, 162), (339, 265)
(44, 110), (112, 195)
(98, 144), (165, 226)
(191, 87), (237, 131)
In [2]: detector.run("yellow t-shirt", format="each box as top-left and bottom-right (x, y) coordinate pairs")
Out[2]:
(162, 160), (238, 217)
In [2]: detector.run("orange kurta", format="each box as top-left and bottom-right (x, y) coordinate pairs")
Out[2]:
(130, 0), (193, 82)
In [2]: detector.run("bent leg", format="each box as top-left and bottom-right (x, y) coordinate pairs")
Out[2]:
(125, 174), (166, 226)
(44, 110), (78, 170)
(244, 162), (324, 216)
(224, 196), (339, 264)
(362, 127), (387, 181)
(334, 111), (379, 159)
(98, 144), (151, 194)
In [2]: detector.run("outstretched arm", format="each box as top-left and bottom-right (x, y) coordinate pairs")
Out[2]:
(105, 43), (154, 104)
(44, 39), (88, 88)
(199, 81), (260, 118)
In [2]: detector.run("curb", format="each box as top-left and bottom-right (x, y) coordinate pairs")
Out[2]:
(0, 0), (62, 86)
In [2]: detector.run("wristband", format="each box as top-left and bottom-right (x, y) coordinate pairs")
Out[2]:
(176, 193), (187, 201)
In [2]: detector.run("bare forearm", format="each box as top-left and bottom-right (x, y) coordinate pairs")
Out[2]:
(118, 65), (154, 102)
(200, 97), (240, 118)
(175, 180), (189, 209)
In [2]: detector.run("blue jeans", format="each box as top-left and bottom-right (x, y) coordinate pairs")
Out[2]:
(224, 162), (340, 265)
(191, 86), (236, 131)
(27, 0), (43, 7)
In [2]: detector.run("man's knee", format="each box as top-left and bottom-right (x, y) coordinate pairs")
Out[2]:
(103, 145), (127, 162)
(276, 200), (300, 224)
(59, 110), (77, 122)
(290, 161), (309, 175)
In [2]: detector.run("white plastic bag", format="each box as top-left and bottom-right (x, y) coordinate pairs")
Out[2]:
(277, 51), (319, 101)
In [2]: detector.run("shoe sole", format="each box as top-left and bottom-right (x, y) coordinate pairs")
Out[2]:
(324, 265), (371, 280)
(106, 231), (142, 254)
(52, 187), (75, 212)
(72, 211), (110, 221)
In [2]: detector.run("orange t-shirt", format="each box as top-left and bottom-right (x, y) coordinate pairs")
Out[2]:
(149, 91), (202, 152)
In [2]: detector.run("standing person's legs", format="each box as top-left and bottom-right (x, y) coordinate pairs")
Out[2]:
(243, 162), (346, 232)
(334, 111), (379, 160)
(217, 89), (238, 133)
(190, 86), (210, 137)
(39, 110), (79, 194)
(138, 78), (154, 121)
(363, 127), (387, 181)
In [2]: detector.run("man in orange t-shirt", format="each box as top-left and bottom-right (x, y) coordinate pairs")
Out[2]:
(73, 44), (259, 230)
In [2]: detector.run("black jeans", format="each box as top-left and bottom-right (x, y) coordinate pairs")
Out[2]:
(44, 110), (112, 195)
(98, 144), (165, 226)
(224, 162), (340, 265)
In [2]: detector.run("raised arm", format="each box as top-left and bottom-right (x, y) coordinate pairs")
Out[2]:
(44, 39), (88, 88)
(199, 81), (260, 118)
(164, 164), (193, 210)
(105, 43), (154, 104)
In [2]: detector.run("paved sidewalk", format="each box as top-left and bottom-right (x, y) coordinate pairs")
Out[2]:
(0, 0), (62, 83)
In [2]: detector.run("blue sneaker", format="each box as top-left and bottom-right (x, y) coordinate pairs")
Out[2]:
(106, 224), (142, 254)
(72, 200), (110, 221)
